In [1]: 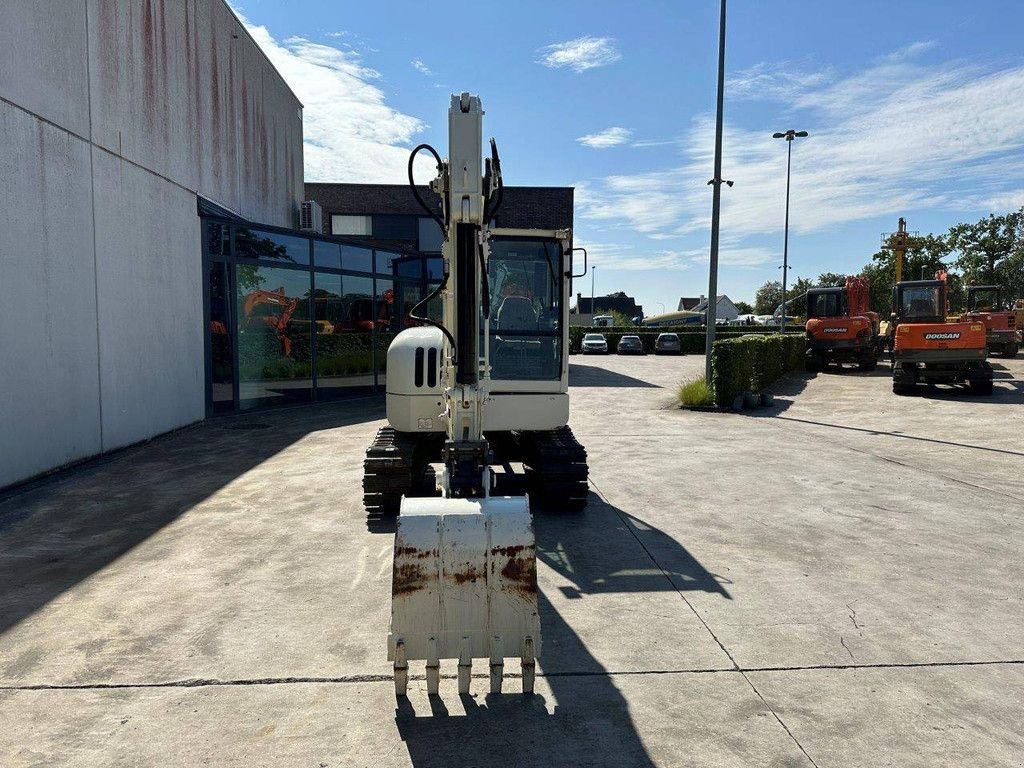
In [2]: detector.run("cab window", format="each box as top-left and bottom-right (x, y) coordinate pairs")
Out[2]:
(487, 238), (563, 381)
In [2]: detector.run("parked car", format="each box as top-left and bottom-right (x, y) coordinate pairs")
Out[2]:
(654, 333), (681, 354)
(617, 335), (644, 355)
(581, 333), (609, 354)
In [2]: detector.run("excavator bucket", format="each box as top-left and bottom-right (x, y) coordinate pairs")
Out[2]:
(388, 496), (541, 696)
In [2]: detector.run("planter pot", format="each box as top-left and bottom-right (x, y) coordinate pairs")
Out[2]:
(743, 391), (760, 409)
(760, 392), (775, 407)
(732, 395), (746, 411)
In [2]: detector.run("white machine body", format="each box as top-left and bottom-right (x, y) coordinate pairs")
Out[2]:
(387, 94), (569, 697)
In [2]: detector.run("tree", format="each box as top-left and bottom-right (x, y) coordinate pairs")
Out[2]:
(754, 281), (783, 315)
(733, 300), (754, 314)
(816, 272), (848, 288)
(997, 233), (1024, 301)
(786, 277), (815, 314)
(948, 208), (1024, 301)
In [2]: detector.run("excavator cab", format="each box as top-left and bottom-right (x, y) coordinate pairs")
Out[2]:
(806, 287), (846, 319)
(967, 286), (1001, 313)
(964, 285), (1018, 357)
(893, 280), (945, 324)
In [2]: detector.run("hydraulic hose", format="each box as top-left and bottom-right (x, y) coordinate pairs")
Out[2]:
(405, 142), (456, 357)
(408, 271), (457, 354)
(408, 143), (448, 235)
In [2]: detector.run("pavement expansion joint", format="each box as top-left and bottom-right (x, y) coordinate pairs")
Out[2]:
(4, 659), (1024, 692)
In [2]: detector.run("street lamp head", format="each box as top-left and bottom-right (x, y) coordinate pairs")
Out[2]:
(772, 132), (786, 139)
(773, 129), (808, 141)
(794, 131), (809, 138)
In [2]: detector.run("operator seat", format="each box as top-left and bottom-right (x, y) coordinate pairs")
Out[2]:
(496, 295), (538, 331)
(493, 295), (541, 378)
(909, 298), (933, 316)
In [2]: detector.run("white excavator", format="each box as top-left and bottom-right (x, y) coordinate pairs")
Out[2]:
(362, 93), (589, 696)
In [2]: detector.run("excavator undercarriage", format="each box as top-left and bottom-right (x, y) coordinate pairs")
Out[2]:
(363, 426), (588, 522)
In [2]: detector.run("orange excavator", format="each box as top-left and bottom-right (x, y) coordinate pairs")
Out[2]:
(242, 288), (299, 356)
(804, 276), (879, 371)
(891, 270), (992, 395)
(961, 285), (1019, 358)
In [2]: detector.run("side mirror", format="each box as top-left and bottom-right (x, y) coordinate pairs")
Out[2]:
(568, 247), (587, 279)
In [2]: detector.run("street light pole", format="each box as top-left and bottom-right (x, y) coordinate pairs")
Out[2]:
(772, 129), (807, 331)
(704, 0), (731, 383)
(590, 265), (597, 322)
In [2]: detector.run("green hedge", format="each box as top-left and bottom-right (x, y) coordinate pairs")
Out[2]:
(710, 334), (806, 407)
(570, 326), (803, 354)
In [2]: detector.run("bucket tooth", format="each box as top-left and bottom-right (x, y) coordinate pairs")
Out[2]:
(394, 640), (408, 697)
(457, 637), (472, 694)
(522, 636), (536, 694)
(490, 635), (504, 694)
(425, 637), (440, 695)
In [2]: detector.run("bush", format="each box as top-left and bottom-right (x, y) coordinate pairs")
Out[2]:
(710, 334), (806, 407)
(678, 377), (714, 407)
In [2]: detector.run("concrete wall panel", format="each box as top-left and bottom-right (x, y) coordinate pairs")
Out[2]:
(86, 0), (301, 225)
(2, 0), (302, 487)
(91, 150), (204, 451)
(194, 0), (241, 213)
(0, 0), (91, 137)
(87, 0), (199, 189)
(0, 102), (101, 487)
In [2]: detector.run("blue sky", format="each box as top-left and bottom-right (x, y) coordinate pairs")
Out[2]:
(235, 0), (1024, 313)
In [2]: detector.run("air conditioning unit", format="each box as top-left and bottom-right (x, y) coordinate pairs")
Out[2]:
(299, 200), (323, 233)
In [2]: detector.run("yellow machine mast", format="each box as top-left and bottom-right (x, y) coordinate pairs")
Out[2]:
(881, 217), (922, 284)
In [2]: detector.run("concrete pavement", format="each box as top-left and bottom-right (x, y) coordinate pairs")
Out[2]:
(1, 355), (1022, 766)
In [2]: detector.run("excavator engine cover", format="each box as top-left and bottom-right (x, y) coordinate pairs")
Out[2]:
(388, 496), (541, 696)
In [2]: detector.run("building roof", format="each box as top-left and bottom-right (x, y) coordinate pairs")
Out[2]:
(678, 297), (702, 311)
(691, 295), (733, 312)
(304, 183), (574, 233)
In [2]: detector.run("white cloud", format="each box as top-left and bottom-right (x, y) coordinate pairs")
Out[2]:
(575, 241), (694, 272)
(239, 15), (433, 182)
(537, 36), (621, 73)
(578, 54), (1024, 252)
(411, 58), (433, 76)
(727, 62), (834, 101)
(577, 127), (632, 149)
(884, 40), (937, 62)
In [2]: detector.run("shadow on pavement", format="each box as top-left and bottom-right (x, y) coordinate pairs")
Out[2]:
(568, 362), (660, 388)
(394, 589), (657, 768)
(537, 498), (731, 605)
(0, 398), (384, 636)
(895, 382), (1023, 404)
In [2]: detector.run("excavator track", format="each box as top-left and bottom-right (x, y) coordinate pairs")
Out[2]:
(363, 427), (415, 518)
(515, 426), (589, 511)
(363, 428), (439, 519)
